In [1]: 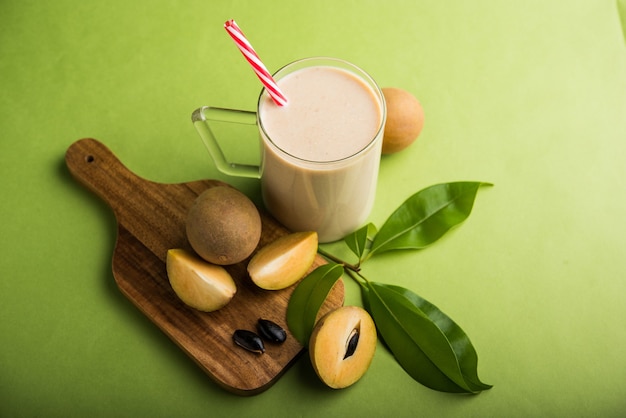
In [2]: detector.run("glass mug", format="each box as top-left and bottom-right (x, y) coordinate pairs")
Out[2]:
(192, 57), (387, 243)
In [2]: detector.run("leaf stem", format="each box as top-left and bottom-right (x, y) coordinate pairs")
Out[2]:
(317, 247), (361, 272)
(344, 267), (368, 289)
(355, 269), (371, 284)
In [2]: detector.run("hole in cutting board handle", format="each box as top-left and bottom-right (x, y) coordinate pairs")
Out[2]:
(85, 155), (95, 163)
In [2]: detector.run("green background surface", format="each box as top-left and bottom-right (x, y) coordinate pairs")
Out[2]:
(2, 1), (626, 416)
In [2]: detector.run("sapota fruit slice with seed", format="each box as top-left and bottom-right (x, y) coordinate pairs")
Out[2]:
(309, 306), (377, 389)
(247, 231), (318, 290)
(166, 249), (237, 312)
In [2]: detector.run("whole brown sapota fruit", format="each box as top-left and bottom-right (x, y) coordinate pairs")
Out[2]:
(186, 186), (262, 265)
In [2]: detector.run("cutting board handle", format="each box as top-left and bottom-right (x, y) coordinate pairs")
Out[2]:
(65, 138), (146, 216)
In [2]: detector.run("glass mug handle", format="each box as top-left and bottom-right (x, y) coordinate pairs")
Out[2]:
(191, 106), (261, 179)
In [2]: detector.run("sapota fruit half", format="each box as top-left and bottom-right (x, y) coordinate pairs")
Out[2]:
(309, 306), (377, 389)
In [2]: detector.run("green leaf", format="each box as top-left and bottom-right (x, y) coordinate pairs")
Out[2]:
(344, 222), (377, 261)
(286, 263), (344, 346)
(376, 283), (492, 391)
(363, 282), (492, 393)
(369, 182), (492, 257)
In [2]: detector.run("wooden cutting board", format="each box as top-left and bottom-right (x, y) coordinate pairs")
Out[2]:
(65, 138), (344, 395)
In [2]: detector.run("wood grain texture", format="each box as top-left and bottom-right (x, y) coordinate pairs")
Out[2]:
(65, 138), (344, 395)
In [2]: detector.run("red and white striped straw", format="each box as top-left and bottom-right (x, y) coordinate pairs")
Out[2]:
(224, 19), (288, 107)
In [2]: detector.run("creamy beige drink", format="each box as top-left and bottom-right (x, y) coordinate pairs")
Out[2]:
(258, 59), (385, 242)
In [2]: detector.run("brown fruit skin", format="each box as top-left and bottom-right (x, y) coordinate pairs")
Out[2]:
(186, 186), (262, 265)
(381, 87), (424, 154)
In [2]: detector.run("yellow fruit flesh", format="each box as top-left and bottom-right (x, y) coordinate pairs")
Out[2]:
(166, 249), (236, 312)
(309, 306), (377, 389)
(247, 231), (318, 290)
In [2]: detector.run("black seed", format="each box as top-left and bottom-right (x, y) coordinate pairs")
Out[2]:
(343, 329), (359, 360)
(233, 330), (265, 354)
(257, 319), (287, 343)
